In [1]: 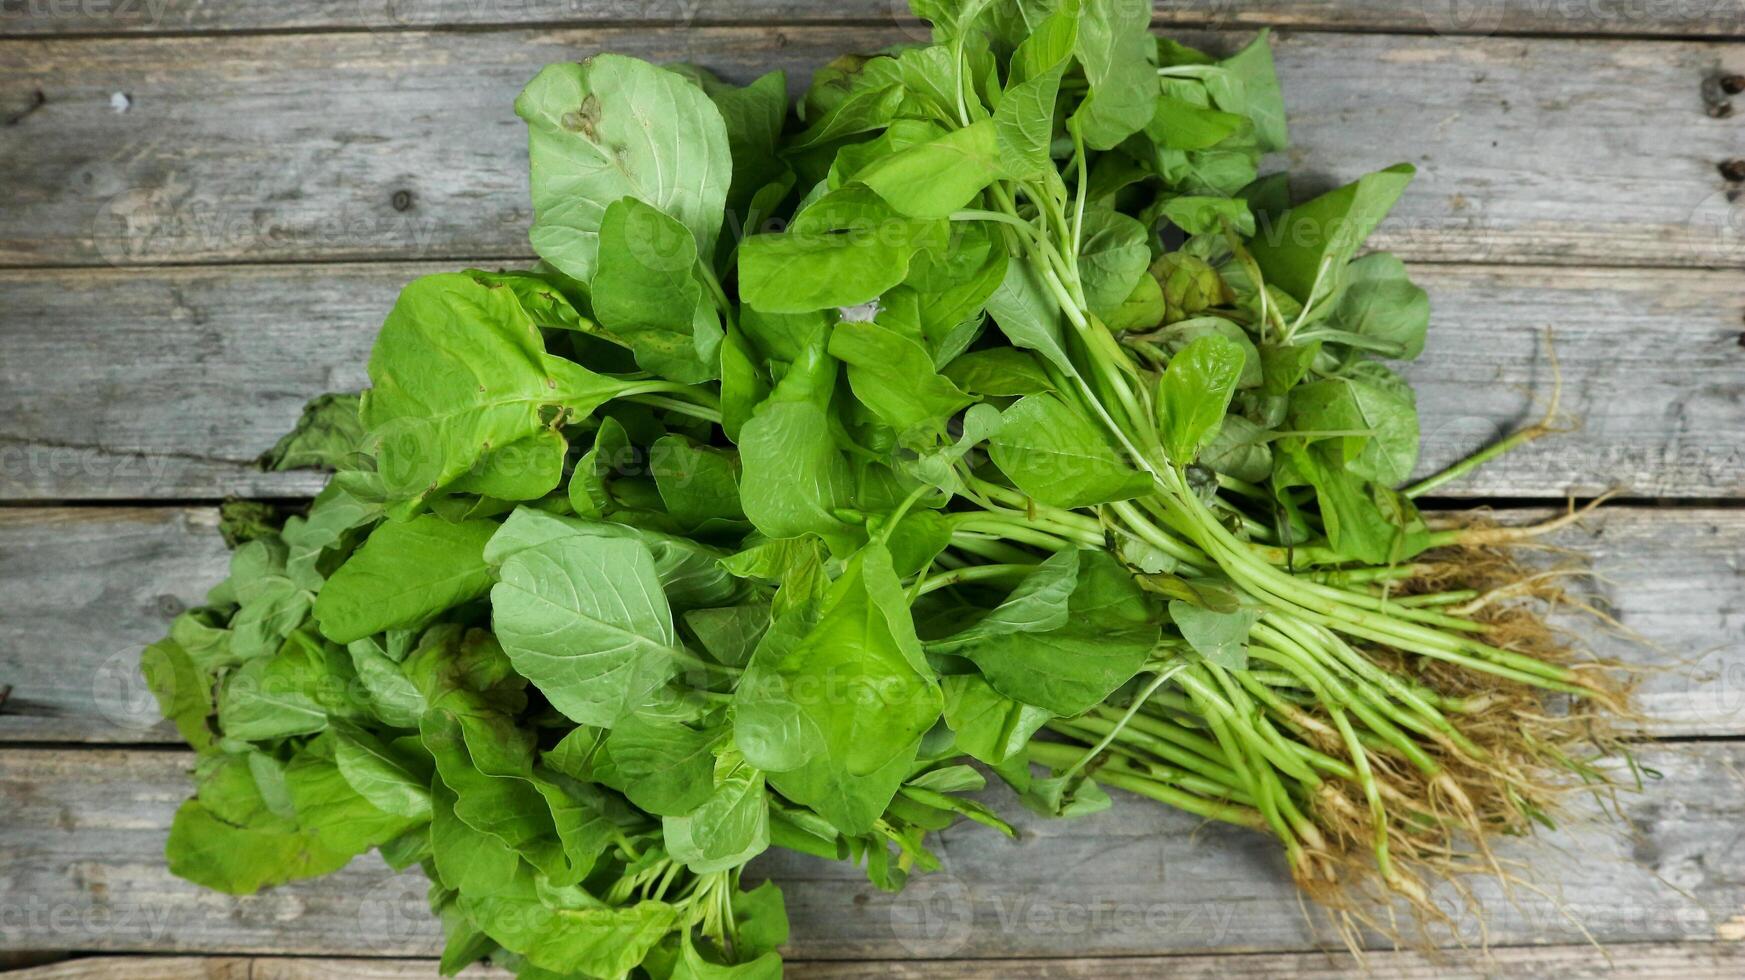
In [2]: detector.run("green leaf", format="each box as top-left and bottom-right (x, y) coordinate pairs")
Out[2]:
(931, 551), (1159, 716)
(736, 329), (857, 548)
(591, 196), (723, 384)
(141, 638), (215, 751)
(994, 10), (1076, 178)
(828, 319), (974, 442)
(733, 881), (790, 957)
(683, 603), (770, 668)
(734, 543), (941, 834)
(1077, 208), (1152, 321)
(487, 508), (741, 611)
(421, 696), (603, 883)
(314, 515), (498, 644)
(1210, 30), (1288, 153)
(1145, 96), (1251, 152)
(1071, 0), (1158, 149)
(165, 795), (350, 895)
(858, 118), (1008, 218)
(942, 347), (1054, 396)
(1169, 601), (1258, 671)
(738, 186), (947, 313)
(902, 222), (1008, 359)
(985, 255), (1076, 377)
(673, 941), (782, 980)
(1157, 334), (1246, 465)
(1288, 367), (1420, 486)
(517, 55), (731, 281)
(931, 548), (1077, 651)
(1156, 195), (1255, 236)
(649, 435), (746, 529)
(1104, 272), (1166, 332)
(259, 393), (365, 472)
(790, 81), (904, 150)
(490, 533), (686, 728)
(332, 722), (433, 820)
(284, 738), (423, 859)
(1200, 414), (1274, 483)
(346, 638), (426, 729)
(989, 393), (1152, 508)
(600, 713), (723, 816)
(216, 630), (363, 741)
(361, 273), (625, 512)
(941, 674), (1052, 766)
(1248, 163), (1416, 303)
(1276, 440), (1419, 564)
(663, 754), (770, 873)
(568, 416), (630, 519)
(1329, 252), (1430, 360)
(673, 66), (788, 217)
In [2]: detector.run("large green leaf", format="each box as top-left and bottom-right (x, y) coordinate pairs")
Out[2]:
(1157, 334), (1246, 465)
(314, 515), (498, 644)
(491, 533), (686, 728)
(857, 119), (1009, 218)
(734, 543), (941, 834)
(828, 318), (974, 442)
(738, 187), (948, 314)
(735, 328), (857, 549)
(663, 754), (770, 873)
(994, 10), (1077, 179)
(1071, 0), (1157, 149)
(361, 274), (625, 512)
(591, 196), (723, 383)
(988, 393), (1152, 508)
(937, 551), (1160, 716)
(517, 55), (731, 281)
(1248, 163), (1416, 303)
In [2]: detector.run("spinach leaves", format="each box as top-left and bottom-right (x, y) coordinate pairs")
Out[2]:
(143, 5), (1616, 975)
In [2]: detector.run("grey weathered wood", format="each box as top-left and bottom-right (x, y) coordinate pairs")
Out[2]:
(3, 263), (1739, 501)
(3, 29), (1742, 269)
(9, 943), (1745, 979)
(0, 505), (1739, 744)
(2, 0), (1740, 38)
(0, 744), (1740, 958)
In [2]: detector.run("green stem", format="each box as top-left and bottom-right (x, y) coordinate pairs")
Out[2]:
(916, 562), (1035, 596)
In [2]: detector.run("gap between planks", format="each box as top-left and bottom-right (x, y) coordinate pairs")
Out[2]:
(1, 0), (1742, 40)
(4, 943), (1745, 978)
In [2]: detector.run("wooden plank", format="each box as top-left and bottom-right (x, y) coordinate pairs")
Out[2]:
(9, 943), (1745, 979)
(0, 505), (1739, 745)
(3, 263), (1738, 502)
(2, 29), (1742, 269)
(0, 744), (1741, 958)
(2, 0), (1741, 38)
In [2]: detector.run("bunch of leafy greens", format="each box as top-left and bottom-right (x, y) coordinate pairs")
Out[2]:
(145, 2), (1628, 974)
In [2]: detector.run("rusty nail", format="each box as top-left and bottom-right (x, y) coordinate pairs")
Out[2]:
(1721, 160), (1745, 182)
(1721, 74), (1745, 95)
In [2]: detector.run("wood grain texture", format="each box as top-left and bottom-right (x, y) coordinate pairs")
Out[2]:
(2, 262), (1738, 501)
(9, 943), (1745, 979)
(2, 0), (1741, 38)
(0, 744), (1740, 958)
(3, 29), (1743, 269)
(0, 505), (1738, 745)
